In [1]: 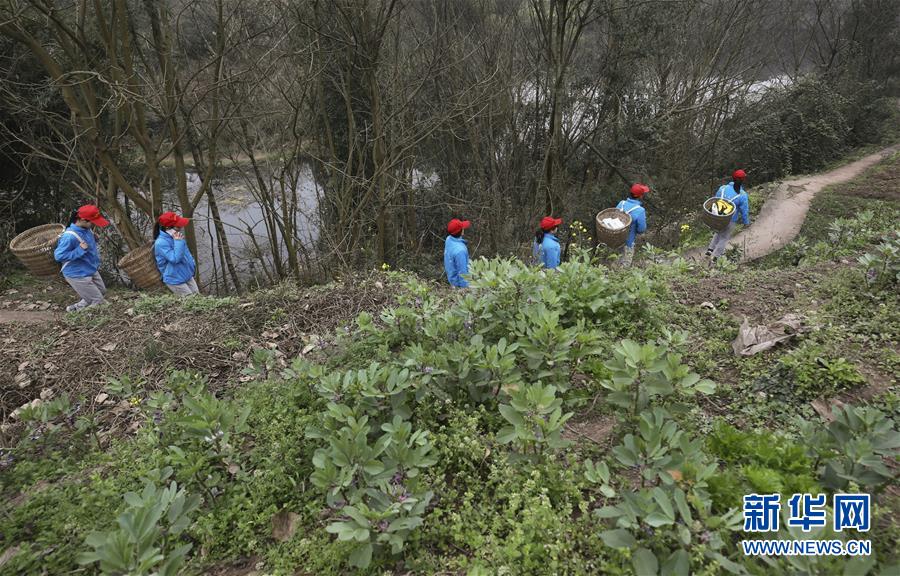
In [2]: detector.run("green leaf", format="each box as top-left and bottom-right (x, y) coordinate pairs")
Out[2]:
(496, 426), (519, 444)
(645, 512), (675, 527)
(661, 549), (689, 576)
(707, 552), (748, 575)
(499, 404), (525, 427)
(673, 488), (692, 524)
(348, 542), (373, 568)
(633, 548), (659, 576)
(651, 487), (675, 520)
(599, 529), (636, 549)
(693, 379), (716, 394)
(842, 554), (875, 576)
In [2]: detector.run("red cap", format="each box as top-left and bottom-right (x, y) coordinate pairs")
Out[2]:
(447, 218), (471, 235)
(630, 183), (650, 197)
(540, 216), (563, 231)
(158, 211), (190, 228)
(76, 204), (110, 227)
(733, 169), (746, 181)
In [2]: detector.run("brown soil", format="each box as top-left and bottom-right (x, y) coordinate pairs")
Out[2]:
(671, 261), (841, 324)
(564, 413), (618, 448)
(0, 310), (58, 325)
(0, 273), (410, 441)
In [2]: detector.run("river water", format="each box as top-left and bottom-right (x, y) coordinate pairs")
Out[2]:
(184, 166), (321, 285)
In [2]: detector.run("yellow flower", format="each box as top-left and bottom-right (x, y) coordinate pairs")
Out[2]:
(129, 397), (141, 407)
(380, 263), (391, 271)
(680, 224), (690, 233)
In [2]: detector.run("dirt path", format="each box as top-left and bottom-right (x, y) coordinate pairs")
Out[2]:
(691, 144), (899, 262)
(0, 310), (57, 325)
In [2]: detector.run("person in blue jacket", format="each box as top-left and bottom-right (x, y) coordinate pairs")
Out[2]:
(616, 183), (649, 267)
(54, 204), (110, 312)
(533, 216), (563, 269)
(154, 211), (199, 296)
(444, 218), (470, 288)
(705, 169), (751, 262)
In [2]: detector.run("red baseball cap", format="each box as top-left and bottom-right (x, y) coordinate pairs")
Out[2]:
(447, 218), (471, 235)
(733, 169), (747, 180)
(158, 211), (190, 228)
(630, 183), (650, 197)
(76, 204), (110, 227)
(540, 216), (563, 231)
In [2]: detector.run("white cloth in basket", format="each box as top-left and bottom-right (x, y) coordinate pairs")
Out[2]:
(601, 217), (626, 230)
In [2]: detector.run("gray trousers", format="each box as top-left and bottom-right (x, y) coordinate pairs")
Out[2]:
(65, 272), (107, 310)
(619, 245), (635, 268)
(707, 221), (736, 257)
(166, 277), (200, 297)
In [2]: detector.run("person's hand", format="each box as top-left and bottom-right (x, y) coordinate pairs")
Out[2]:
(79, 241), (89, 249)
(172, 230), (185, 240)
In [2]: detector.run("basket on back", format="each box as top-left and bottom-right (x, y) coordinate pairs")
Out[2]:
(595, 208), (632, 249)
(9, 224), (65, 277)
(701, 197), (735, 232)
(118, 242), (163, 289)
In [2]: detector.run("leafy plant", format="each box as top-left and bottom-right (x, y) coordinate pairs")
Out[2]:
(497, 382), (572, 457)
(858, 232), (900, 290)
(303, 356), (436, 569)
(611, 408), (705, 487)
(601, 340), (716, 420)
(162, 379), (250, 500)
(777, 343), (864, 401)
(706, 422), (819, 511)
(597, 412), (745, 575)
(308, 409), (436, 568)
(802, 404), (900, 491)
(77, 468), (200, 576)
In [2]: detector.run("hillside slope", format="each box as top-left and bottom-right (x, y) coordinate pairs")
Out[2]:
(0, 152), (898, 576)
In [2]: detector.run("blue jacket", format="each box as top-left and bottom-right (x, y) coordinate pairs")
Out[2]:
(154, 231), (196, 285)
(54, 224), (101, 278)
(533, 233), (561, 269)
(616, 198), (647, 248)
(716, 182), (750, 224)
(443, 235), (469, 288)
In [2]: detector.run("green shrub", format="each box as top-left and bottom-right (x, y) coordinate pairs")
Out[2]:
(706, 422), (818, 512)
(777, 343), (865, 401)
(77, 468), (200, 576)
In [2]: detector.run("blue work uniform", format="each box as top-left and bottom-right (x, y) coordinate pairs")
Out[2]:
(54, 225), (101, 278)
(533, 233), (562, 269)
(616, 198), (648, 248)
(444, 235), (469, 288)
(715, 182), (751, 225)
(154, 230), (197, 285)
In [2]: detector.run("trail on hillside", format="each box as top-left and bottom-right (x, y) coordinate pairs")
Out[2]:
(0, 310), (56, 325)
(691, 144), (899, 262)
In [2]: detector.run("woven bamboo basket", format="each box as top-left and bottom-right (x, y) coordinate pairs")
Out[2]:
(701, 197), (735, 232)
(595, 208), (632, 249)
(9, 224), (65, 277)
(118, 242), (163, 289)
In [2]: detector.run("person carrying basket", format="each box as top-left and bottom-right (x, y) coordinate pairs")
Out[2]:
(54, 204), (110, 312)
(705, 169), (751, 262)
(616, 183), (649, 267)
(154, 211), (199, 296)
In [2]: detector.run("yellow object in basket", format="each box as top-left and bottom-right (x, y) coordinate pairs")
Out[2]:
(712, 199), (734, 215)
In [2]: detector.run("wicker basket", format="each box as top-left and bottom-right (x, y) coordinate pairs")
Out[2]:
(595, 208), (632, 249)
(9, 224), (65, 277)
(118, 242), (164, 289)
(701, 197), (735, 232)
